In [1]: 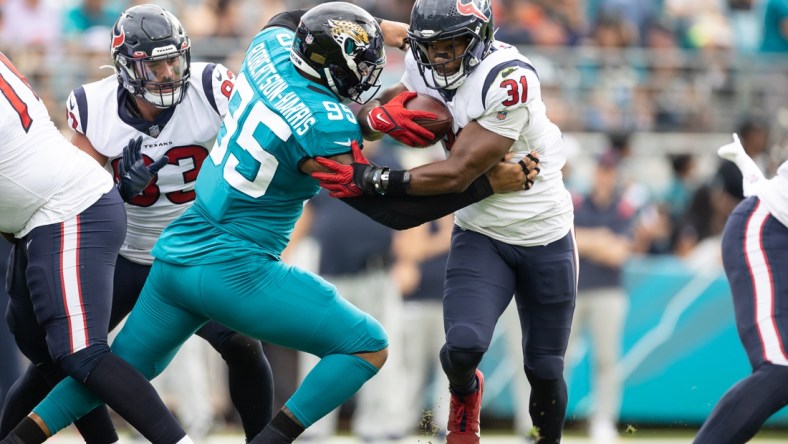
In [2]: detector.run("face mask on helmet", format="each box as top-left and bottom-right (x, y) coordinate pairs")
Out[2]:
(123, 51), (189, 108)
(290, 2), (386, 104)
(408, 0), (494, 92)
(411, 34), (477, 90)
(112, 5), (191, 109)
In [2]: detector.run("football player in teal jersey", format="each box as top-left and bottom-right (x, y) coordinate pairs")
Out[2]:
(0, 3), (531, 444)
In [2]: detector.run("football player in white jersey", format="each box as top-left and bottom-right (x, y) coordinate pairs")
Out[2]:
(310, 0), (576, 442)
(9, 4), (273, 442)
(695, 137), (788, 444)
(0, 51), (193, 444)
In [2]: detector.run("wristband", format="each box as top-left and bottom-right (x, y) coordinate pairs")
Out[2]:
(386, 169), (411, 196)
(468, 174), (494, 201)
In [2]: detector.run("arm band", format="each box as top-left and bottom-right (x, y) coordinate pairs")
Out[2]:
(357, 166), (410, 196)
(386, 169), (410, 195)
(339, 174), (493, 230)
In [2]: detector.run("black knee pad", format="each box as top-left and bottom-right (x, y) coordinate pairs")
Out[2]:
(444, 323), (485, 351)
(525, 354), (565, 381)
(218, 334), (265, 366)
(58, 343), (111, 382)
(440, 344), (484, 381)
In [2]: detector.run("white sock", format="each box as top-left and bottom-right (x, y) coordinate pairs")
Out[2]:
(717, 133), (765, 197)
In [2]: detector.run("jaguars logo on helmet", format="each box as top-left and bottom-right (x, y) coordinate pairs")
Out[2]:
(328, 19), (370, 47)
(290, 2), (386, 104)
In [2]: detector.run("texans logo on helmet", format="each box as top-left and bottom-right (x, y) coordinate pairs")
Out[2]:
(456, 0), (489, 22)
(112, 27), (125, 50)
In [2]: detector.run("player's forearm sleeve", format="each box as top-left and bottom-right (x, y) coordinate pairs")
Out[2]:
(339, 175), (493, 230)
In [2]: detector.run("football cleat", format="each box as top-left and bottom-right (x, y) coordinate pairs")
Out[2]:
(446, 369), (484, 444)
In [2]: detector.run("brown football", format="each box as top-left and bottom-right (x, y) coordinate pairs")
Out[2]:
(403, 93), (453, 147)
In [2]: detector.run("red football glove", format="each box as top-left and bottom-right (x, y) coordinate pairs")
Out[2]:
(367, 91), (437, 147)
(311, 140), (371, 198)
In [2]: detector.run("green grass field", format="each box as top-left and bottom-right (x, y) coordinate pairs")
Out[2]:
(45, 427), (788, 443)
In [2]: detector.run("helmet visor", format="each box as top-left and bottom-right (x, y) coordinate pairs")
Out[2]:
(131, 52), (189, 108)
(134, 53), (187, 91)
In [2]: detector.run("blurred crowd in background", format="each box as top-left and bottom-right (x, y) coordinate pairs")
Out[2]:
(1, 0), (788, 440)
(3, 0), (788, 134)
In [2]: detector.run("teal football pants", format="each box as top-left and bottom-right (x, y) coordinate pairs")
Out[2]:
(33, 254), (388, 431)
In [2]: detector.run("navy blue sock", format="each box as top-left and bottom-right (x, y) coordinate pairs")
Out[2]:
(81, 353), (185, 444)
(215, 335), (273, 440)
(249, 411), (304, 444)
(2, 417), (47, 444)
(0, 363), (117, 444)
(524, 370), (567, 444)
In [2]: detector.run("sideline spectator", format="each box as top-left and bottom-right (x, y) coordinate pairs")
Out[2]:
(567, 150), (635, 444)
(62, 0), (120, 38)
(760, 0), (788, 52)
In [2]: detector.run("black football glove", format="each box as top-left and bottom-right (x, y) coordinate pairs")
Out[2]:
(117, 136), (168, 202)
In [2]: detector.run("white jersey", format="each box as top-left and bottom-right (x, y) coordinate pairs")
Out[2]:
(0, 54), (112, 238)
(757, 160), (788, 228)
(67, 62), (234, 264)
(401, 42), (573, 246)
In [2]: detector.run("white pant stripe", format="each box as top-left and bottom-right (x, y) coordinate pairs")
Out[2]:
(60, 216), (88, 354)
(744, 201), (787, 365)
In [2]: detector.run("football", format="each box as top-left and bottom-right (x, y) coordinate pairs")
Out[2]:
(403, 93), (453, 146)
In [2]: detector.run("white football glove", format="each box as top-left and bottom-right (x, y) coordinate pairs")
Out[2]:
(717, 133), (765, 197)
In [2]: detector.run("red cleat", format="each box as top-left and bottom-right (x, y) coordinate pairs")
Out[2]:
(446, 369), (484, 444)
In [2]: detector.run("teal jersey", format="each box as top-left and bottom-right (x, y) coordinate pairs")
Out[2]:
(153, 26), (362, 264)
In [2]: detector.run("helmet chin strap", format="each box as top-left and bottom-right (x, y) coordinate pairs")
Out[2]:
(290, 52), (321, 79)
(141, 86), (183, 109)
(431, 63), (467, 90)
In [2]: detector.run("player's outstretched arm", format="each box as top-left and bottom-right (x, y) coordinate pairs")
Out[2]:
(332, 156), (535, 230)
(302, 143), (538, 230)
(404, 120), (517, 195)
(379, 20), (410, 50)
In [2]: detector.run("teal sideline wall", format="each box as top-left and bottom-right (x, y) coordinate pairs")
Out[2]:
(477, 256), (788, 426)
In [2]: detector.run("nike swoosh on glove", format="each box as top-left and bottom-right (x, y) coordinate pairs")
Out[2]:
(117, 135), (169, 202)
(311, 140), (371, 198)
(367, 91), (437, 147)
